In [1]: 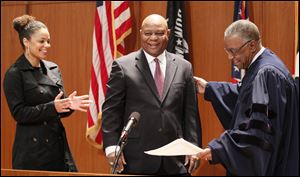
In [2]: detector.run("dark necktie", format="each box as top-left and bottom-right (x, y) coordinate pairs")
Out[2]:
(154, 58), (164, 99)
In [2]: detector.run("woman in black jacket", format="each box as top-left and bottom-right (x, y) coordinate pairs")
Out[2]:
(3, 14), (91, 172)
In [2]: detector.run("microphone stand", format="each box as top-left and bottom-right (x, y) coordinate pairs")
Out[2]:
(111, 137), (127, 174)
(111, 113), (140, 174)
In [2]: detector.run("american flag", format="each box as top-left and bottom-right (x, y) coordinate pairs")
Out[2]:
(86, 1), (132, 149)
(231, 1), (248, 83)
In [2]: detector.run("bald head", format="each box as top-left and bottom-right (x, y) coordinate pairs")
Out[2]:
(141, 14), (168, 30)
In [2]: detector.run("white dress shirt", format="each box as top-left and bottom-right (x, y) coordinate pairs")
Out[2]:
(249, 46), (265, 68)
(144, 50), (166, 78)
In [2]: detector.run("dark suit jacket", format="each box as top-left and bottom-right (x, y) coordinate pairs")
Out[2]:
(102, 50), (202, 175)
(3, 54), (77, 171)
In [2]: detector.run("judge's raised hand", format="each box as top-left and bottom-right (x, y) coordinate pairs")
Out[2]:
(54, 91), (72, 113)
(68, 91), (92, 112)
(193, 76), (208, 94)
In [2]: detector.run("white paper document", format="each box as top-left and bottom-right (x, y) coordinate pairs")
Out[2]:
(144, 138), (202, 156)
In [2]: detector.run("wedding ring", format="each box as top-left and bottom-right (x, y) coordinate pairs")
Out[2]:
(109, 162), (114, 166)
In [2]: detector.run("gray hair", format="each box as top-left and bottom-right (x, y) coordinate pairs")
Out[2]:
(224, 20), (261, 42)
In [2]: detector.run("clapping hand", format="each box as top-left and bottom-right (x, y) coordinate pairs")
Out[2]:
(54, 91), (72, 113)
(68, 91), (92, 112)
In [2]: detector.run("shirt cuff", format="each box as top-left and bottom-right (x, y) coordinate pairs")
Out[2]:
(105, 145), (120, 156)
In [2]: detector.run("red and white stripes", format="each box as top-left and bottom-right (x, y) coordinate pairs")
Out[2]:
(87, 1), (131, 149)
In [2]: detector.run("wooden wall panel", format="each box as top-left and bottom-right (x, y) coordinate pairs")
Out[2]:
(125, 2), (141, 52)
(140, 1), (167, 20)
(262, 1), (295, 70)
(1, 1), (297, 176)
(1, 3), (27, 170)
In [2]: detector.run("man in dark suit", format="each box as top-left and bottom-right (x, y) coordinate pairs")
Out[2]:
(101, 14), (202, 175)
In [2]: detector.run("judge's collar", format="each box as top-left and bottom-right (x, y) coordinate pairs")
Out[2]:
(248, 47), (265, 68)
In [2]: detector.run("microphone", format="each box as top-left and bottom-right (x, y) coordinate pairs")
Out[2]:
(119, 112), (141, 143)
(112, 112), (140, 174)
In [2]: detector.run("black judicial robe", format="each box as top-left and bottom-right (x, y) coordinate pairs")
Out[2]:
(204, 49), (299, 175)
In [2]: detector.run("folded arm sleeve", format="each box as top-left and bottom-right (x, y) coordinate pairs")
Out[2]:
(102, 61), (126, 149)
(204, 82), (239, 129)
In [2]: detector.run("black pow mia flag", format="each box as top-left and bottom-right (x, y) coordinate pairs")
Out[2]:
(166, 1), (190, 61)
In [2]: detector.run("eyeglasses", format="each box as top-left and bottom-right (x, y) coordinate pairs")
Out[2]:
(224, 40), (252, 57)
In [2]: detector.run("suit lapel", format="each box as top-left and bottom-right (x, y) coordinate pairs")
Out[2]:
(161, 52), (177, 102)
(135, 50), (178, 103)
(135, 50), (161, 102)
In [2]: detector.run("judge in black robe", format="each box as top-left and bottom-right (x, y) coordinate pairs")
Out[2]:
(194, 20), (299, 176)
